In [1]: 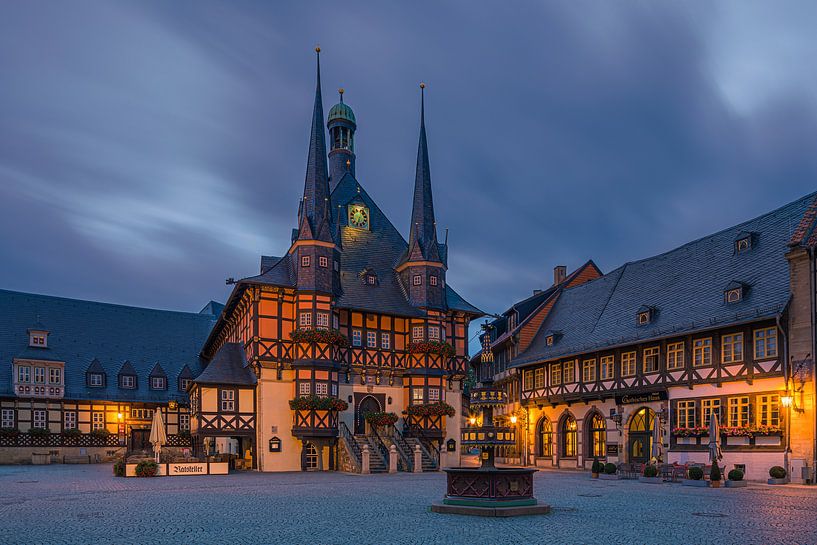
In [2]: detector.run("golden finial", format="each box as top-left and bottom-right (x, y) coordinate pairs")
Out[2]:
(420, 82), (426, 89)
(346, 159), (351, 167)
(315, 45), (321, 53)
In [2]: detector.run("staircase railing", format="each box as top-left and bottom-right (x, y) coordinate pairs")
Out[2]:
(389, 427), (413, 472)
(339, 421), (361, 473)
(368, 427), (390, 469)
(414, 426), (440, 469)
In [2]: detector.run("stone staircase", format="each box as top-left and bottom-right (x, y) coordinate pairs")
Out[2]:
(353, 435), (388, 473)
(392, 433), (438, 472)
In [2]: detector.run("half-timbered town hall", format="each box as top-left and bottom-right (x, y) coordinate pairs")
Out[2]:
(475, 192), (817, 482)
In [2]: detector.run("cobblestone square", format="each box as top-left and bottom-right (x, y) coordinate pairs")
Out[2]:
(1, 465), (816, 544)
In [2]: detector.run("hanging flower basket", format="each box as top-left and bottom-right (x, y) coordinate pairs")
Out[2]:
(408, 341), (455, 358)
(407, 402), (456, 418)
(289, 396), (349, 411)
(364, 412), (399, 427)
(290, 328), (349, 347)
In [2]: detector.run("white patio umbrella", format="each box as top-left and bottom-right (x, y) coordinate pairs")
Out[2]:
(149, 409), (168, 463)
(651, 417), (662, 462)
(708, 413), (723, 464)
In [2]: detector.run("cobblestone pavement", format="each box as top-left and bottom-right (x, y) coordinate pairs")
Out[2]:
(1, 465), (816, 545)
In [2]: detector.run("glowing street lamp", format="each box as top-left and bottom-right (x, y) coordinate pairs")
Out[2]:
(781, 395), (793, 408)
(510, 415), (518, 425)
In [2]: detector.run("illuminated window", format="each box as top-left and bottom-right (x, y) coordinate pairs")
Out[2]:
(600, 356), (614, 380)
(551, 363), (562, 386)
(722, 333), (744, 363)
(590, 413), (606, 457)
(621, 352), (636, 377)
(693, 338), (712, 367)
(220, 389), (235, 412)
(563, 361), (575, 383)
(411, 388), (424, 404)
(728, 396), (749, 427)
(381, 333), (390, 349)
(523, 370), (534, 390)
(63, 411), (76, 430)
(676, 400), (696, 428)
(299, 382), (311, 395)
(92, 411), (105, 431)
(667, 342), (684, 369)
(534, 368), (545, 389)
(754, 327), (778, 359)
(352, 330), (362, 347)
(643, 347), (659, 373)
(318, 256), (328, 268)
(366, 331), (377, 348)
(561, 416), (577, 458)
(299, 312), (312, 327)
(701, 398), (721, 426)
(758, 394), (780, 427)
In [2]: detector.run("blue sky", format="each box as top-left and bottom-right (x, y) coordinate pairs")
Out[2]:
(2, 2), (817, 347)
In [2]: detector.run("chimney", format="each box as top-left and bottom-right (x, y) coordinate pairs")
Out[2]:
(553, 265), (567, 286)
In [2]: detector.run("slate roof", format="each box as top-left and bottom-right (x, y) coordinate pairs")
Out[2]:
(512, 192), (817, 366)
(194, 343), (257, 386)
(0, 289), (216, 402)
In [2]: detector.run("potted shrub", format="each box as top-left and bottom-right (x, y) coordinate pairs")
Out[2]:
(639, 464), (662, 484)
(683, 466), (708, 487)
(599, 462), (619, 480)
(726, 468), (747, 488)
(768, 465), (788, 485)
(709, 464), (722, 488)
(113, 459), (125, 477)
(590, 458), (602, 479)
(135, 460), (159, 477)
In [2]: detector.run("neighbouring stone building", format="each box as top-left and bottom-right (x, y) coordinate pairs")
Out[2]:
(475, 193), (817, 482)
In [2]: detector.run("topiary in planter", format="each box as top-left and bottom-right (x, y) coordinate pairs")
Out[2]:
(710, 464), (722, 482)
(591, 458), (603, 475)
(727, 469), (744, 481)
(604, 462), (617, 475)
(135, 460), (159, 477)
(769, 466), (787, 479)
(643, 464), (658, 478)
(688, 466), (704, 480)
(113, 460), (125, 477)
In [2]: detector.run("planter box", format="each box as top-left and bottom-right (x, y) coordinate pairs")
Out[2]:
(726, 436), (750, 446)
(767, 478), (788, 485)
(725, 480), (748, 488)
(599, 473), (620, 480)
(676, 437), (697, 445)
(755, 436), (782, 446)
(638, 476), (663, 484)
(682, 479), (708, 487)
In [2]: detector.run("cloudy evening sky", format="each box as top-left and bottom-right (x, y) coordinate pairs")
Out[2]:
(2, 1), (817, 345)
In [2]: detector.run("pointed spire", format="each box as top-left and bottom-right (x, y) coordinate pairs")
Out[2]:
(299, 46), (333, 243)
(406, 82), (440, 262)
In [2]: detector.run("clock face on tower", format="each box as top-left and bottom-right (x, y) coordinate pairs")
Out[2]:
(348, 205), (370, 230)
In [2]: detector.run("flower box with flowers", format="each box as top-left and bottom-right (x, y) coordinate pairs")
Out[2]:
(290, 328), (350, 347)
(408, 341), (455, 358)
(289, 396), (349, 412)
(672, 427), (709, 437)
(406, 402), (456, 418)
(364, 412), (399, 427)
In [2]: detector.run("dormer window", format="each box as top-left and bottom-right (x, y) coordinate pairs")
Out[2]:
(724, 281), (745, 304)
(179, 378), (192, 391)
(734, 232), (754, 254)
(546, 335), (554, 346)
(120, 375), (136, 389)
(637, 305), (654, 326)
(30, 334), (46, 347)
(89, 373), (104, 387)
(150, 377), (166, 390)
(367, 275), (376, 285)
(544, 331), (561, 347)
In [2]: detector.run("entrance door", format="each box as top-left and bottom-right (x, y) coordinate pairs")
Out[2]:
(628, 407), (654, 463)
(130, 428), (151, 451)
(355, 396), (381, 435)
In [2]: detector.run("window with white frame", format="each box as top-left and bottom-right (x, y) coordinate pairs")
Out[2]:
(551, 363), (562, 386)
(428, 388), (440, 402)
(30, 334), (47, 347)
(352, 330), (362, 347)
(722, 333), (744, 363)
(693, 338), (712, 367)
(381, 333), (390, 349)
(412, 326), (424, 341)
(120, 375), (135, 389)
(17, 366), (30, 383)
(131, 408), (154, 420)
(34, 367), (45, 384)
(366, 331), (377, 348)
(299, 312), (312, 328)
(534, 368), (545, 389)
(331, 383), (338, 396)
(48, 368), (62, 385)
(32, 409), (46, 429)
(1, 409), (15, 429)
(643, 347), (659, 373)
(758, 394), (780, 427)
(92, 411), (104, 430)
(728, 396), (750, 427)
(701, 398), (721, 426)
(430, 276), (438, 286)
(366, 275), (376, 285)
(179, 413), (190, 431)
(621, 352), (636, 377)
(428, 327), (440, 341)
(151, 377), (166, 390)
(754, 327), (778, 359)
(523, 370), (534, 390)
(301, 255), (311, 267)
(582, 359), (596, 383)
(413, 275), (422, 286)
(316, 312), (329, 329)
(667, 342), (684, 369)
(318, 256), (328, 268)
(411, 388), (424, 404)
(563, 361), (575, 383)
(600, 356), (614, 380)
(676, 401), (696, 428)
(221, 389), (235, 411)
(180, 378), (191, 391)
(315, 383), (328, 396)
(63, 411), (76, 429)
(299, 382), (311, 396)
(89, 373), (104, 387)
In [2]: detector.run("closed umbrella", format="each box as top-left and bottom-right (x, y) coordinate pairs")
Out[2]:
(149, 409), (168, 463)
(708, 413), (723, 464)
(651, 417), (662, 462)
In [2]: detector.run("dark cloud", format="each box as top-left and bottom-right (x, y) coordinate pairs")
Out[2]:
(1, 2), (817, 350)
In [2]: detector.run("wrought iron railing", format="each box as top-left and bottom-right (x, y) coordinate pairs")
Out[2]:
(368, 427), (390, 469)
(391, 427), (414, 472)
(339, 422), (361, 472)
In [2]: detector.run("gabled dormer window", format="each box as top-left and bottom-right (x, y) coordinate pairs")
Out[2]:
(734, 232), (754, 254)
(360, 268), (378, 286)
(88, 373), (104, 387)
(150, 377), (166, 390)
(724, 281), (745, 304)
(545, 330), (562, 347)
(120, 375), (136, 389)
(637, 305), (655, 326)
(29, 334), (47, 347)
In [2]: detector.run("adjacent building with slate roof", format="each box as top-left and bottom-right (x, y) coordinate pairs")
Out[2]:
(474, 192), (817, 482)
(0, 289), (217, 462)
(194, 49), (482, 472)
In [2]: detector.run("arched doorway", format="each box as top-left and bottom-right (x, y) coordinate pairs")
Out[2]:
(588, 412), (606, 458)
(628, 407), (654, 463)
(303, 442), (319, 470)
(355, 395), (381, 435)
(536, 417), (553, 458)
(561, 415), (577, 458)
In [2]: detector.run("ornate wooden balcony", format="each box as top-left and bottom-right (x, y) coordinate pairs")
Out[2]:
(291, 409), (339, 438)
(404, 414), (446, 439)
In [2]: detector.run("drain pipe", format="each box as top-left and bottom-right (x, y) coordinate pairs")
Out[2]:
(777, 312), (790, 480)
(810, 246), (817, 484)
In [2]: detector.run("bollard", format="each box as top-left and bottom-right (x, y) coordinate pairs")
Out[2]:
(414, 444), (422, 473)
(389, 445), (398, 473)
(361, 444), (370, 474)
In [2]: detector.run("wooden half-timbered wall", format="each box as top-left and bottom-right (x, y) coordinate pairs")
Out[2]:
(189, 384), (256, 436)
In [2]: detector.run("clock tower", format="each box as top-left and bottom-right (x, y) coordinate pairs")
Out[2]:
(328, 89), (356, 187)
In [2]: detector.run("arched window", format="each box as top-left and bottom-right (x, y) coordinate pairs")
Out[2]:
(589, 413), (606, 457)
(536, 417), (552, 457)
(561, 415), (577, 458)
(305, 443), (319, 470)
